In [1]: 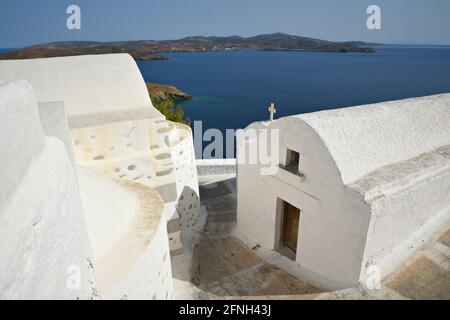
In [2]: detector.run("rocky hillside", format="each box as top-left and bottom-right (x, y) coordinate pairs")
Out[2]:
(146, 83), (192, 102)
(0, 33), (379, 61)
(0, 45), (168, 61)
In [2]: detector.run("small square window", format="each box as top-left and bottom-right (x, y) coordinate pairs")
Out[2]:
(286, 149), (300, 172)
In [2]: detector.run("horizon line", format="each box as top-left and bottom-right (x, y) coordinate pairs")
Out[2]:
(3, 31), (450, 49)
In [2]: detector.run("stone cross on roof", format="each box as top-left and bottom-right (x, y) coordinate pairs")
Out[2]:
(268, 103), (276, 121)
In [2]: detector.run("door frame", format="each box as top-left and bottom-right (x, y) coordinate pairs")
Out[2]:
(275, 197), (301, 259)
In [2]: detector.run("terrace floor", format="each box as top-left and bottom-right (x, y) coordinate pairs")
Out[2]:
(172, 176), (450, 300)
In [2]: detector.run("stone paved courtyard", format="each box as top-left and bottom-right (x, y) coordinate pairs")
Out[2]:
(189, 178), (322, 299)
(382, 224), (450, 300)
(172, 177), (450, 300)
(191, 235), (321, 298)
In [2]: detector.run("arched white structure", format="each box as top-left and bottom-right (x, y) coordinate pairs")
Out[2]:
(0, 54), (154, 122)
(0, 54), (200, 299)
(236, 93), (450, 287)
(0, 54), (200, 257)
(78, 167), (173, 299)
(296, 94), (450, 185)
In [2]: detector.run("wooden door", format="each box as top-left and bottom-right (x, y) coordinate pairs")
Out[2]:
(282, 201), (300, 253)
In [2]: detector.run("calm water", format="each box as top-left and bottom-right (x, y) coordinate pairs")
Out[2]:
(138, 46), (450, 136)
(3, 46), (450, 156)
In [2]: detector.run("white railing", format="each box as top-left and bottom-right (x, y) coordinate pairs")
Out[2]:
(196, 158), (236, 176)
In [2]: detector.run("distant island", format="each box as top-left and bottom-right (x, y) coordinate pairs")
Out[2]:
(0, 33), (379, 60)
(0, 33), (380, 125)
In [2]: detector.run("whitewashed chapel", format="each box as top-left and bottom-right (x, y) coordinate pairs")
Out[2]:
(236, 95), (450, 287)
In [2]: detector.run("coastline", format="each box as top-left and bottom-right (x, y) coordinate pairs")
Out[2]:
(146, 82), (191, 125)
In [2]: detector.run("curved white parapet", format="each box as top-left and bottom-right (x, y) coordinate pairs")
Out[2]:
(0, 79), (46, 206)
(77, 167), (138, 257)
(167, 121), (191, 146)
(78, 167), (173, 299)
(0, 54), (160, 126)
(0, 80), (95, 299)
(70, 117), (183, 256)
(168, 122), (201, 248)
(196, 158), (237, 177)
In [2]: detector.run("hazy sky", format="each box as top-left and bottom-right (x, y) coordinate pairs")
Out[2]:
(1, 0), (450, 48)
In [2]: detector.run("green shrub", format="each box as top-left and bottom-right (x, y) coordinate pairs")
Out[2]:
(151, 97), (190, 125)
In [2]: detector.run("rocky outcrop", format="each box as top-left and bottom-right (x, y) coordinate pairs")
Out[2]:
(146, 82), (192, 102)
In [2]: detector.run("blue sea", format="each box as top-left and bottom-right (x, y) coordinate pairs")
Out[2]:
(3, 46), (450, 156)
(138, 45), (450, 138)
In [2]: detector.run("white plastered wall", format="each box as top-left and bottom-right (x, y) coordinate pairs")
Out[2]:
(296, 93), (450, 185)
(236, 118), (371, 287)
(0, 54), (201, 256)
(168, 122), (201, 249)
(0, 79), (95, 299)
(360, 165), (450, 281)
(78, 168), (173, 300)
(0, 53), (181, 298)
(70, 117), (184, 255)
(0, 54), (152, 119)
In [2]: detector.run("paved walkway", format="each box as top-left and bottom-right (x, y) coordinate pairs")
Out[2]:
(169, 178), (322, 299)
(190, 178), (322, 299)
(172, 177), (450, 300)
(380, 224), (450, 299)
